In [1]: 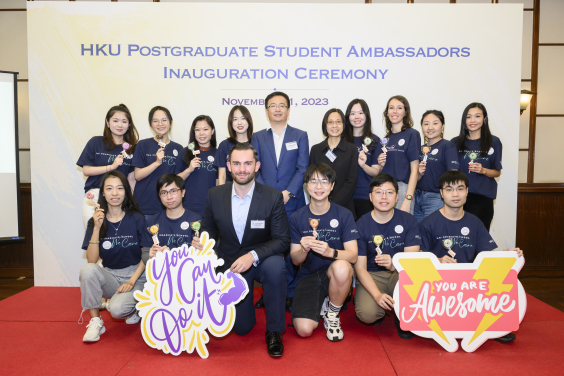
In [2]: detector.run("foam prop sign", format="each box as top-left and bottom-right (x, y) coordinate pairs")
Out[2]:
(134, 232), (249, 358)
(392, 251), (526, 352)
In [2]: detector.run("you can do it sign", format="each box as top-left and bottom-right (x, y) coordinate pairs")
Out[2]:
(392, 251), (526, 352)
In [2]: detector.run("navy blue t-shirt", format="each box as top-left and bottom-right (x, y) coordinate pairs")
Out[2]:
(353, 134), (382, 200)
(131, 138), (183, 215)
(82, 212), (145, 270)
(77, 136), (134, 192)
(378, 128), (421, 184)
(141, 209), (202, 250)
(214, 139), (239, 183)
(419, 210), (497, 263)
(290, 203), (359, 279)
(356, 209), (422, 272)
(416, 139), (459, 193)
(177, 148), (218, 217)
(451, 136), (503, 199)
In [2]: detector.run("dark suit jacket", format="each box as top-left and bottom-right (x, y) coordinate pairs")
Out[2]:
(202, 182), (291, 270)
(309, 138), (359, 218)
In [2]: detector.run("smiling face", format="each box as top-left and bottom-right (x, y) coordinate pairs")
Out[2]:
(369, 182), (398, 213)
(387, 99), (406, 126)
(466, 107), (484, 134)
(306, 172), (335, 202)
(159, 182), (185, 210)
(106, 111), (130, 137)
(227, 149), (260, 186)
(151, 110), (171, 136)
(326, 111), (344, 138)
(103, 176), (126, 208)
(440, 180), (468, 209)
(265, 95), (290, 124)
(349, 103), (366, 130)
(231, 109), (249, 135)
(194, 120), (214, 148)
(422, 113), (444, 143)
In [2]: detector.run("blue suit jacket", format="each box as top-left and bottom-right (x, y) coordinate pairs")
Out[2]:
(251, 125), (309, 215)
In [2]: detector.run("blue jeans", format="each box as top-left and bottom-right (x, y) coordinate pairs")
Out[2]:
(414, 190), (443, 223)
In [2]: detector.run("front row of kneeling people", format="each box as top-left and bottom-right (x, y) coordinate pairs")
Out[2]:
(80, 142), (522, 357)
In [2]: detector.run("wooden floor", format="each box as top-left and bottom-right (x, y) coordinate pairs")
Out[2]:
(1, 275), (563, 313)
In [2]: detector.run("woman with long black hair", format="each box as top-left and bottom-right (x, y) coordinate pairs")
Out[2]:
(79, 170), (146, 342)
(452, 102), (502, 231)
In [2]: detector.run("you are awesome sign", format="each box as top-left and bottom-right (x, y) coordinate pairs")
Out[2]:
(134, 232), (249, 358)
(392, 252), (526, 352)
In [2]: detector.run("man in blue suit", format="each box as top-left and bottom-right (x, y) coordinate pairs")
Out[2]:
(252, 91), (309, 311)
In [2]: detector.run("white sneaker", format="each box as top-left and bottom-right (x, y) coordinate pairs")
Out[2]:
(125, 311), (141, 325)
(324, 311), (344, 342)
(319, 296), (329, 319)
(83, 317), (106, 342)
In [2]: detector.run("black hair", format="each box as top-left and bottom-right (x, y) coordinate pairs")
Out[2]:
(456, 102), (493, 154)
(369, 173), (399, 194)
(227, 105), (253, 144)
(156, 173), (185, 201)
(102, 104), (139, 155)
(183, 115), (217, 166)
(148, 106), (173, 131)
(421, 110), (445, 144)
(265, 91), (290, 108)
(344, 99), (374, 148)
(382, 95), (414, 138)
(438, 170), (469, 190)
(228, 142), (258, 162)
(303, 163), (337, 185)
(96, 170), (142, 240)
(321, 108), (352, 140)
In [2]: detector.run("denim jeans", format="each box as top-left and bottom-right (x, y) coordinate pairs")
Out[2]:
(414, 189), (443, 223)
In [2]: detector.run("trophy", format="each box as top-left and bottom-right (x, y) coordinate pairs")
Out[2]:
(362, 137), (372, 153)
(149, 224), (160, 245)
(468, 152), (477, 165)
(86, 191), (100, 209)
(443, 238), (455, 258)
(188, 142), (200, 155)
(191, 221), (201, 237)
(156, 134), (166, 148)
(373, 235), (383, 256)
(422, 146), (430, 162)
(310, 218), (319, 239)
(381, 138), (389, 153)
(121, 142), (130, 158)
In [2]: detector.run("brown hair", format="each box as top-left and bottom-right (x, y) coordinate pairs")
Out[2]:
(382, 95), (414, 138)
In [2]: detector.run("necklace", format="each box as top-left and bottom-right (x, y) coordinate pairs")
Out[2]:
(107, 212), (125, 236)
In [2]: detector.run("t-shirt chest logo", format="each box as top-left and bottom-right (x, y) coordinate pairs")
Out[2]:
(173, 149), (179, 156)
(330, 219), (339, 228)
(395, 225), (404, 234)
(461, 227), (470, 236)
(102, 240), (112, 250)
(431, 149), (439, 155)
(488, 147), (494, 155)
(180, 221), (189, 230)
(208, 156), (215, 162)
(398, 139), (405, 146)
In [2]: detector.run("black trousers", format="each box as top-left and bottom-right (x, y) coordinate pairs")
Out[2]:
(464, 193), (494, 231)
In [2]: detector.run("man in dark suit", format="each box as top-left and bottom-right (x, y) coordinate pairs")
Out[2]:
(251, 91), (309, 311)
(192, 142), (290, 357)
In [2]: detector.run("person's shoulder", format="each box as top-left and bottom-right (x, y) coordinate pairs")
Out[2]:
(218, 138), (231, 148)
(169, 140), (183, 149)
(332, 203), (353, 218)
(183, 209), (201, 222)
(287, 125), (307, 136)
(146, 211), (164, 225)
(256, 182), (282, 198)
(441, 138), (456, 148)
(356, 210), (372, 226)
(129, 212), (145, 223)
(371, 133), (382, 143)
(395, 208), (419, 225)
(492, 135), (502, 146)
(450, 136), (460, 144)
(253, 129), (268, 138)
(136, 138), (152, 148)
(209, 182), (231, 196)
(405, 127), (420, 136)
(290, 205), (308, 221)
(420, 210), (441, 228)
(463, 211), (486, 228)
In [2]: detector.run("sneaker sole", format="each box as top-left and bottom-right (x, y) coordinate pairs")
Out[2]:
(83, 325), (106, 342)
(326, 335), (344, 342)
(126, 316), (141, 325)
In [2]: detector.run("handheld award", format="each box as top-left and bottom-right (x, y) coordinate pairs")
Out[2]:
(188, 142), (200, 155)
(443, 238), (455, 258)
(310, 218), (319, 239)
(121, 142), (130, 158)
(422, 146), (430, 162)
(374, 235), (383, 255)
(156, 134), (166, 148)
(191, 221), (201, 237)
(362, 137), (372, 153)
(149, 224), (160, 245)
(381, 138), (389, 153)
(86, 191), (100, 209)
(468, 152), (477, 165)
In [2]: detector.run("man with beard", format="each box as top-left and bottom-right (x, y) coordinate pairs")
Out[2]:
(141, 173), (202, 265)
(191, 142), (290, 357)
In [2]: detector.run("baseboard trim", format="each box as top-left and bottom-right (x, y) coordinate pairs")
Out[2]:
(0, 267), (34, 278)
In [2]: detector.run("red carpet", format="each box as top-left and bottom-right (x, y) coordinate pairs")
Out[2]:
(0, 287), (563, 376)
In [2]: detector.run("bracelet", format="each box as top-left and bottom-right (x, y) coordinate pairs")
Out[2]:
(89, 241), (100, 244)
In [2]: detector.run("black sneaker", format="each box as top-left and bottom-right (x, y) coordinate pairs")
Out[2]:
(254, 295), (265, 309)
(394, 315), (414, 339)
(494, 333), (516, 343)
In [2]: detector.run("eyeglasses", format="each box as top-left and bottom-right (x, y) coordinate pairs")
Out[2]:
(267, 104), (288, 109)
(327, 120), (343, 126)
(443, 187), (466, 193)
(159, 188), (181, 197)
(308, 179), (330, 187)
(152, 118), (169, 125)
(371, 190), (396, 197)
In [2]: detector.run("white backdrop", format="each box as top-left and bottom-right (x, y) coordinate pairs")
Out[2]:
(28, 2), (523, 286)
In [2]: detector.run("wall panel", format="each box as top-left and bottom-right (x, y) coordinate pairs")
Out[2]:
(533, 117), (564, 183)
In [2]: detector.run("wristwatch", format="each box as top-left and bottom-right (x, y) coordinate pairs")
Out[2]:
(333, 248), (339, 259)
(405, 194), (413, 201)
(288, 192), (295, 199)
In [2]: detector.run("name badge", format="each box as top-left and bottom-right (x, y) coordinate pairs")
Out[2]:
(325, 150), (337, 162)
(286, 141), (298, 150)
(251, 220), (265, 229)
